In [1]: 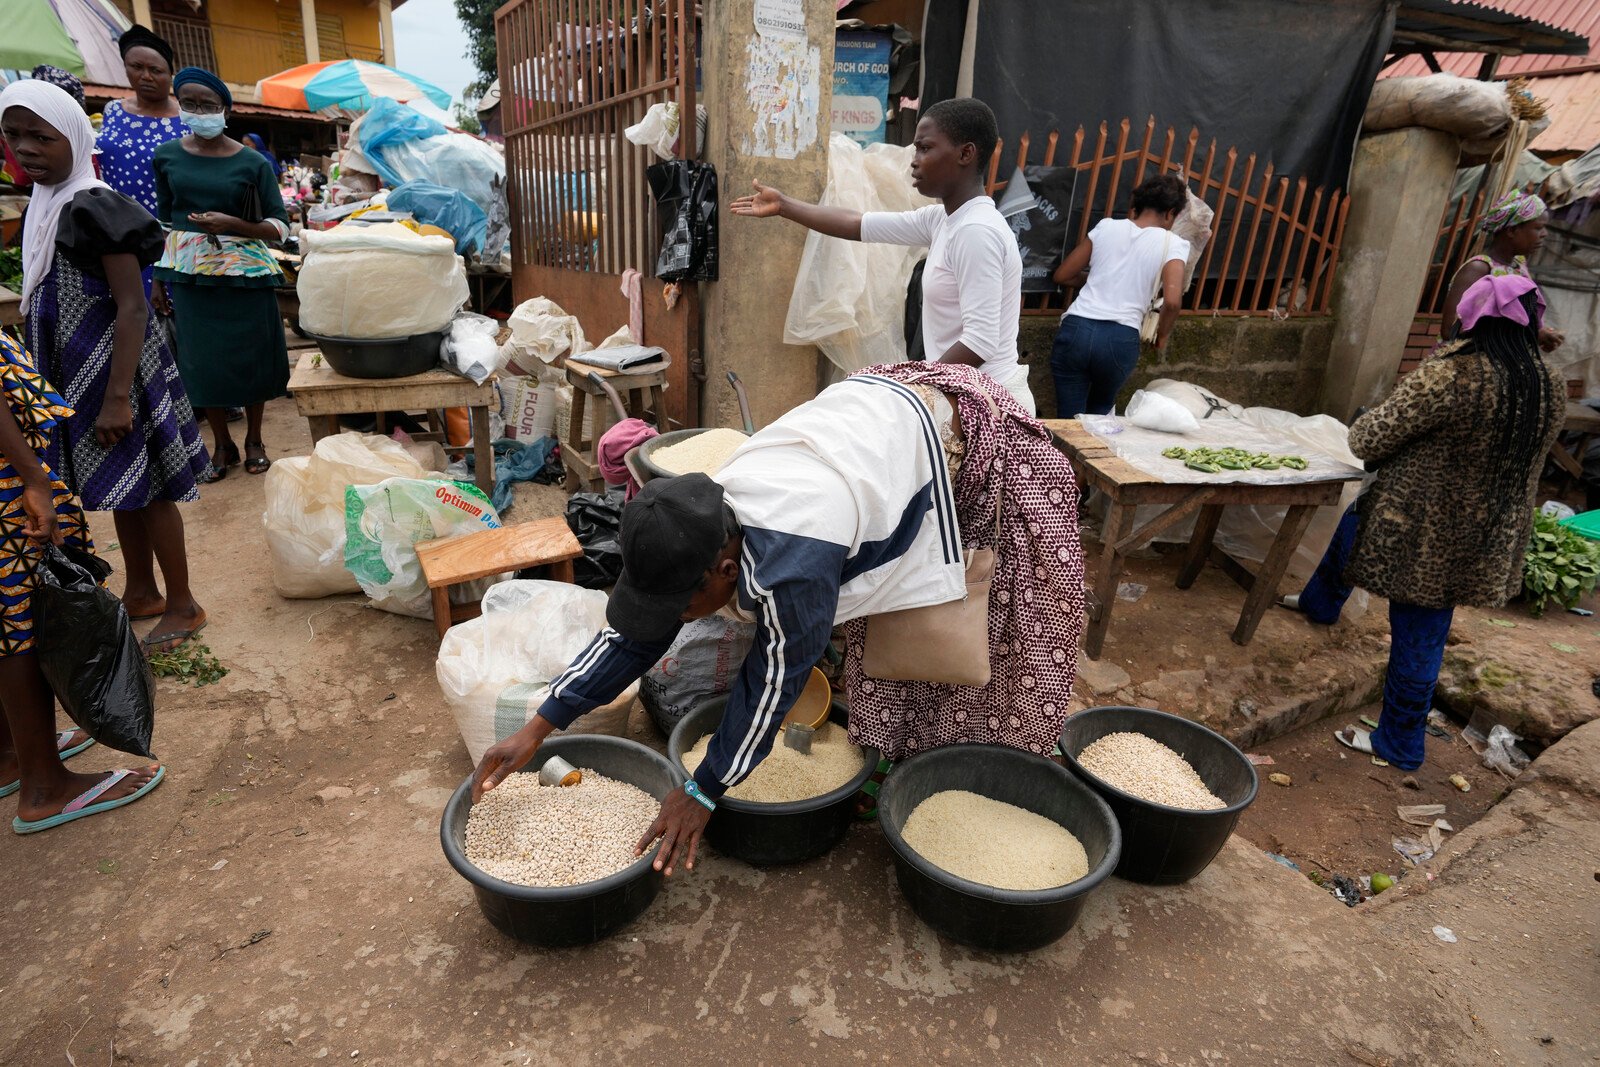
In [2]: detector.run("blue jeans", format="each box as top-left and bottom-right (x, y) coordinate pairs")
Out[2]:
(1049, 315), (1142, 418)
(1299, 505), (1453, 771)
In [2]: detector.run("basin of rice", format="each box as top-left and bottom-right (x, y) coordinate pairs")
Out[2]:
(1076, 732), (1225, 810)
(463, 771), (660, 887)
(900, 790), (1089, 890)
(650, 428), (748, 475)
(682, 722), (865, 803)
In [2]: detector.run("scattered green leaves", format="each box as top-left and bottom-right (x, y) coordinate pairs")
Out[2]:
(1485, 618), (1517, 628)
(96, 858), (117, 876)
(1522, 510), (1600, 616)
(1161, 445), (1307, 472)
(0, 247), (23, 294)
(1550, 642), (1579, 654)
(148, 640), (228, 687)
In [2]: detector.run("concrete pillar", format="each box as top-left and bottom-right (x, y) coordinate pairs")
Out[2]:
(1318, 128), (1460, 421)
(301, 0), (321, 64)
(378, 0), (395, 66)
(132, 0), (153, 29)
(700, 0), (834, 429)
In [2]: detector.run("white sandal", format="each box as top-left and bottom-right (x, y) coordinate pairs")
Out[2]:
(1333, 726), (1389, 766)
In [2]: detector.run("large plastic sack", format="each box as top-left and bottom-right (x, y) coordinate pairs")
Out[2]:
(344, 477), (504, 619)
(640, 615), (756, 737)
(507, 297), (589, 366)
(785, 133), (936, 373)
(34, 546), (155, 758)
(1364, 75), (1511, 142)
(297, 223), (467, 338)
(351, 97), (448, 186)
(440, 312), (509, 385)
(263, 433), (434, 599)
(387, 180), (489, 255)
(381, 135), (507, 221)
(1173, 185), (1214, 291)
(436, 580), (638, 763)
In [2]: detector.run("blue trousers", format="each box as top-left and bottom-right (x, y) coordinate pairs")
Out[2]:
(1050, 315), (1142, 418)
(1298, 505), (1453, 771)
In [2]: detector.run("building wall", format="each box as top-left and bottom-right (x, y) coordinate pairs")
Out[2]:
(1022, 316), (1337, 418)
(207, 0), (384, 86)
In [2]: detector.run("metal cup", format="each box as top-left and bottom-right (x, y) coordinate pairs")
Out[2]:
(538, 755), (583, 788)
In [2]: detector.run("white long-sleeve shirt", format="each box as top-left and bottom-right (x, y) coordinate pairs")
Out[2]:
(860, 197), (1022, 386)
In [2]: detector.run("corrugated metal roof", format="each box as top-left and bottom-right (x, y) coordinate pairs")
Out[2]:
(1526, 69), (1600, 150)
(1388, 0), (1600, 76)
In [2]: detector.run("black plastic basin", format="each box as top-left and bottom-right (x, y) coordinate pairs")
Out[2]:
(667, 696), (877, 866)
(440, 735), (684, 947)
(1058, 706), (1259, 886)
(304, 330), (443, 379)
(637, 427), (750, 482)
(877, 744), (1121, 953)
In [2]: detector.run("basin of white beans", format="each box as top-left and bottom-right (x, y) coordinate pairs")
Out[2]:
(1076, 732), (1226, 810)
(464, 772), (660, 887)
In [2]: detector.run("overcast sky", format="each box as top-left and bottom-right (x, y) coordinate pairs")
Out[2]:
(391, 0), (479, 106)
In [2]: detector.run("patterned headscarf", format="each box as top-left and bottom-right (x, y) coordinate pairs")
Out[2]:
(1479, 190), (1546, 235)
(29, 66), (85, 108)
(172, 67), (232, 110)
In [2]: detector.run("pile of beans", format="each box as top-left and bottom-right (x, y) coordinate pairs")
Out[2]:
(683, 722), (864, 803)
(651, 428), (748, 475)
(901, 790), (1088, 891)
(1077, 732), (1225, 810)
(464, 772), (659, 887)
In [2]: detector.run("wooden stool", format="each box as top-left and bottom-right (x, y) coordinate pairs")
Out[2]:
(415, 517), (584, 637)
(562, 358), (669, 492)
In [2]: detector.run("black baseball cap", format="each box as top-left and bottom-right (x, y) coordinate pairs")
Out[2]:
(607, 473), (730, 642)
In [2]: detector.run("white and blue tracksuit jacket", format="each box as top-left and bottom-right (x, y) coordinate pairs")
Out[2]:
(534, 375), (967, 799)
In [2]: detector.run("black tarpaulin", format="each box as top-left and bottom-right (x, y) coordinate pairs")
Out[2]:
(921, 0), (1396, 192)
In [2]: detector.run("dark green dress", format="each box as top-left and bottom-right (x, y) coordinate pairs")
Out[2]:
(152, 142), (289, 408)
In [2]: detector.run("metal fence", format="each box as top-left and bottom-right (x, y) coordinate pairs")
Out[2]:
(985, 117), (1351, 318)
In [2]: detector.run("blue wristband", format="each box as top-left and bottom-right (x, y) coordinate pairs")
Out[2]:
(683, 779), (716, 812)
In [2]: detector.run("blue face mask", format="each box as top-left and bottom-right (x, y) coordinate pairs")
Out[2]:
(181, 110), (226, 139)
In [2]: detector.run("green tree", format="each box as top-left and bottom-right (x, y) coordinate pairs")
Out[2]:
(453, 101), (483, 136)
(454, 0), (498, 98)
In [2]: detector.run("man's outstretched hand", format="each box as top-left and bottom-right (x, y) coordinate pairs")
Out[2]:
(730, 179), (783, 218)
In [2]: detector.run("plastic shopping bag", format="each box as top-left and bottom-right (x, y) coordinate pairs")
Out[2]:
(32, 546), (155, 758)
(344, 478), (504, 618)
(647, 160), (718, 282)
(440, 312), (509, 385)
(436, 580), (638, 763)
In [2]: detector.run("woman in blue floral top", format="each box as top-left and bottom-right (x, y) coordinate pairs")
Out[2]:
(96, 26), (187, 218)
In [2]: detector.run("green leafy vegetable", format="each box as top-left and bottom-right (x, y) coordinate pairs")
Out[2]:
(147, 641), (229, 687)
(1522, 510), (1600, 616)
(0, 247), (22, 294)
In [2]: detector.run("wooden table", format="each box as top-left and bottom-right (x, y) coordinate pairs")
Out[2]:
(288, 359), (497, 497)
(1044, 419), (1362, 659)
(1549, 401), (1600, 483)
(0, 285), (22, 329)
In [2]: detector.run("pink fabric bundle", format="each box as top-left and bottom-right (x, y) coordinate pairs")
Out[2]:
(597, 418), (658, 499)
(1457, 273), (1545, 333)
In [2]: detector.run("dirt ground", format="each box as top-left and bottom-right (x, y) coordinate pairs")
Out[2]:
(2, 393), (1599, 1065)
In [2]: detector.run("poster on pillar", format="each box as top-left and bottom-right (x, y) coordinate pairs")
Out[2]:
(744, 0), (821, 160)
(833, 32), (889, 146)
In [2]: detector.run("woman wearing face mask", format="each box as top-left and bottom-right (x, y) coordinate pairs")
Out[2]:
(97, 26), (185, 217)
(151, 68), (289, 480)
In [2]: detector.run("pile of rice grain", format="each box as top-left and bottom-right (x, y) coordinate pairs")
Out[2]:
(900, 790), (1088, 890)
(1077, 732), (1226, 810)
(651, 428), (748, 475)
(464, 771), (659, 887)
(683, 722), (864, 803)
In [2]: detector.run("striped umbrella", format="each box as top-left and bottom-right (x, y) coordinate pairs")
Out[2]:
(257, 60), (453, 113)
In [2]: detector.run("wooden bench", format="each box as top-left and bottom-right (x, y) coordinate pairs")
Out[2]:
(415, 517), (584, 637)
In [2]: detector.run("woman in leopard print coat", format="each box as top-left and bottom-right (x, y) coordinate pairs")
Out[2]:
(1289, 275), (1563, 770)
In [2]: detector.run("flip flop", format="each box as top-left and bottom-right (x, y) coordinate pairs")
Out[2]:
(0, 730), (96, 798)
(1333, 726), (1389, 766)
(855, 757), (893, 821)
(127, 600), (168, 622)
(142, 612), (207, 654)
(199, 463), (227, 484)
(13, 766), (165, 834)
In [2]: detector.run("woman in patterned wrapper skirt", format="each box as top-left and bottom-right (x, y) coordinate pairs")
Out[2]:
(2, 79), (211, 654)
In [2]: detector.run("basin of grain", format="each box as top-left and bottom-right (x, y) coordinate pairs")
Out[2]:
(682, 721), (864, 803)
(464, 771), (659, 888)
(649, 427), (748, 475)
(900, 789), (1089, 891)
(1077, 732), (1225, 810)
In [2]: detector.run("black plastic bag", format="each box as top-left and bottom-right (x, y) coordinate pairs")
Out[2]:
(32, 545), (155, 758)
(646, 160), (718, 282)
(1005, 165), (1081, 292)
(564, 489), (625, 589)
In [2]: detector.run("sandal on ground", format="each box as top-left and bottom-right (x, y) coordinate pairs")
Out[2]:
(142, 611), (207, 654)
(12, 766), (165, 834)
(199, 463), (228, 484)
(1333, 726), (1389, 766)
(222, 443), (241, 468)
(244, 443), (271, 475)
(0, 730), (96, 798)
(855, 757), (894, 821)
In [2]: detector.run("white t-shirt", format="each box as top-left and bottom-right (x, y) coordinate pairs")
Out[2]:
(1065, 218), (1191, 331)
(859, 197), (1021, 385)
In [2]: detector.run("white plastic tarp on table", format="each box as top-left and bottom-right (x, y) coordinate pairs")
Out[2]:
(1084, 379), (1371, 599)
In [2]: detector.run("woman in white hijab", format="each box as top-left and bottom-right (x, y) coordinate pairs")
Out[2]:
(0, 78), (212, 656)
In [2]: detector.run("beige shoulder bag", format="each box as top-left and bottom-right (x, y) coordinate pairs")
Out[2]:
(861, 395), (1002, 688)
(1139, 228), (1173, 346)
